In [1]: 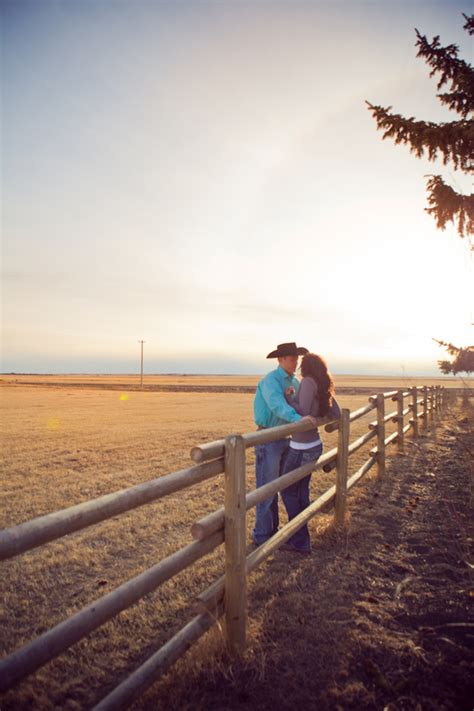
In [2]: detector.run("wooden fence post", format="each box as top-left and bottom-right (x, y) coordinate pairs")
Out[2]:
(335, 409), (350, 526)
(376, 393), (386, 478)
(411, 387), (419, 438)
(396, 390), (404, 451)
(423, 386), (429, 431)
(224, 435), (247, 656)
(430, 387), (435, 424)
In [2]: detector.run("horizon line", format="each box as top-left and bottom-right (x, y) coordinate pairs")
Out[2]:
(1, 371), (470, 380)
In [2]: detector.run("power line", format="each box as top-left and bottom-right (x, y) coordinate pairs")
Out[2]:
(138, 340), (145, 389)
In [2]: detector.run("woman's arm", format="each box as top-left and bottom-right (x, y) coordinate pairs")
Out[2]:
(290, 378), (316, 416)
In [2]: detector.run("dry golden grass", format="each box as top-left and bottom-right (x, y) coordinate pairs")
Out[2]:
(1, 372), (470, 390)
(0, 377), (457, 709)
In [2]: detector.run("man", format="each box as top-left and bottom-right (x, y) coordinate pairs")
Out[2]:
(252, 342), (317, 546)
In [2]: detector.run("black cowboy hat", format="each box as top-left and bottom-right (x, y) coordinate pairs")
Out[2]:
(266, 342), (309, 358)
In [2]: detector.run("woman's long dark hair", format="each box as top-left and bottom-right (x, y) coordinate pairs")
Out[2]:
(300, 353), (335, 416)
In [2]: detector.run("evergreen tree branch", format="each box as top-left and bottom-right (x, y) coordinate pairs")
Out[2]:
(437, 89), (474, 116)
(438, 359), (454, 375)
(425, 175), (474, 240)
(415, 26), (474, 117)
(433, 339), (462, 356)
(366, 103), (473, 170)
(463, 13), (474, 35)
(434, 339), (474, 375)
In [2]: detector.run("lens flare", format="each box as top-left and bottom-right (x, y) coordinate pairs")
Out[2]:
(119, 393), (129, 401)
(47, 418), (60, 430)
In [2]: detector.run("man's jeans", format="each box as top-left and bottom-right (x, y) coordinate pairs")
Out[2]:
(280, 443), (323, 551)
(252, 438), (289, 545)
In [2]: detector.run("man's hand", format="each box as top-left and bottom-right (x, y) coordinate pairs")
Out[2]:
(285, 386), (295, 397)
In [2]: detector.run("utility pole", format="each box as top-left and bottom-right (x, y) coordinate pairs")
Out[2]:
(138, 340), (145, 389)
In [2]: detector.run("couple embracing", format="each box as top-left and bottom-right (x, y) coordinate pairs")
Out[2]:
(253, 342), (340, 553)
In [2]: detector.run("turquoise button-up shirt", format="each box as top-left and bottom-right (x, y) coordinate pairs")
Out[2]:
(254, 366), (301, 428)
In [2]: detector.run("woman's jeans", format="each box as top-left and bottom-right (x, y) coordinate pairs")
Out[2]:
(280, 443), (323, 551)
(252, 438), (289, 545)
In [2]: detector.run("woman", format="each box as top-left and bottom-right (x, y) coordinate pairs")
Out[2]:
(281, 352), (340, 553)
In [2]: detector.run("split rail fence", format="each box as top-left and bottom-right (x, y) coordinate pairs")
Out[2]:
(0, 385), (452, 709)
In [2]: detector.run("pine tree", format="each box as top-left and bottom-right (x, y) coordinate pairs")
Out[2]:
(433, 339), (474, 375)
(367, 13), (474, 248)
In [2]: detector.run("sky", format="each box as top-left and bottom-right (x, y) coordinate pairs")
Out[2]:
(1, 0), (473, 376)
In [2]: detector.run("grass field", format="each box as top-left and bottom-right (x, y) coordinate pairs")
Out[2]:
(0, 375), (464, 709)
(1, 372), (469, 390)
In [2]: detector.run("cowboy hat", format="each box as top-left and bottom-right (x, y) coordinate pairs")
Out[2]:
(266, 342), (309, 358)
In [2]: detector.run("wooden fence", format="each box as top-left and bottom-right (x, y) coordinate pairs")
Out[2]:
(0, 385), (453, 709)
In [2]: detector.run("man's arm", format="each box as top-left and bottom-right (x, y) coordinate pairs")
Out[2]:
(260, 377), (301, 423)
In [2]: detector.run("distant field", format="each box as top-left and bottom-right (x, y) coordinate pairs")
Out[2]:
(1, 384), (383, 526)
(1, 372), (470, 391)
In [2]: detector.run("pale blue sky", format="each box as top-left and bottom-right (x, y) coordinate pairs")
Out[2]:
(1, 0), (472, 375)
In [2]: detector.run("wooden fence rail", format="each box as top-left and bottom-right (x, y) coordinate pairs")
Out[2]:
(0, 385), (454, 709)
(0, 458), (224, 560)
